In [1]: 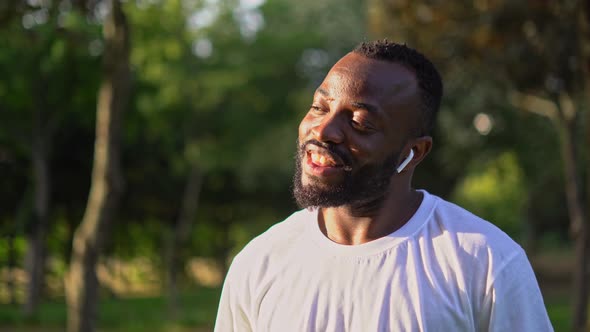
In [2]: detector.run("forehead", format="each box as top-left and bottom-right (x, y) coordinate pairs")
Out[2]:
(318, 53), (419, 110)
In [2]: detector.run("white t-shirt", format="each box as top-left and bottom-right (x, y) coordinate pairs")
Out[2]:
(214, 190), (553, 331)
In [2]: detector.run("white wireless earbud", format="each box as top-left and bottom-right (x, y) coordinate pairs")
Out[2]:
(396, 149), (414, 173)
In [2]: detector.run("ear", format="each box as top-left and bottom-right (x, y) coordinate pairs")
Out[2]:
(403, 136), (432, 171)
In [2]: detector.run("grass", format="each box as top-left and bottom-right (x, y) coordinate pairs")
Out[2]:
(0, 287), (573, 331)
(0, 286), (221, 332)
(545, 292), (571, 331)
(532, 246), (575, 331)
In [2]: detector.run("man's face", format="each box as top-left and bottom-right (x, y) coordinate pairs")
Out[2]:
(293, 53), (421, 209)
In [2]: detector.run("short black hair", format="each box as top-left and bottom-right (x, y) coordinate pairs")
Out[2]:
(353, 40), (443, 136)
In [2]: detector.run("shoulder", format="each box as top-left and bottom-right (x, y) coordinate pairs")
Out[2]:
(215, 210), (315, 327)
(421, 192), (541, 316)
(427, 192), (523, 258)
(227, 208), (314, 275)
(419, 191), (529, 290)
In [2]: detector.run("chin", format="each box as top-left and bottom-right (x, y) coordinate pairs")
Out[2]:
(293, 176), (349, 209)
(301, 173), (344, 189)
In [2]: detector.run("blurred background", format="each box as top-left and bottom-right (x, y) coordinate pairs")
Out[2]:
(0, 0), (588, 331)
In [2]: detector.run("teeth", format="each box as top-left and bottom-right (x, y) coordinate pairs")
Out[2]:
(311, 153), (320, 163)
(311, 153), (336, 166)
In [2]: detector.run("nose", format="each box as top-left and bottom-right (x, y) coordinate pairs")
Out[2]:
(312, 113), (345, 144)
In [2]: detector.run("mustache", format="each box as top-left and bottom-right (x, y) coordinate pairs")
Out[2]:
(299, 139), (353, 169)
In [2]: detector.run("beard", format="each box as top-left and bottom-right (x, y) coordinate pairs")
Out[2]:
(292, 140), (400, 210)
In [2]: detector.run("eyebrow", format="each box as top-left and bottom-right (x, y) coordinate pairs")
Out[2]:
(315, 88), (379, 114)
(316, 87), (329, 97)
(351, 102), (379, 114)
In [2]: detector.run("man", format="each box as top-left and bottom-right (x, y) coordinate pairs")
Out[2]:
(215, 40), (553, 331)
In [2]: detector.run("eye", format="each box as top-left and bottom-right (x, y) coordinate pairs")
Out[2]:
(351, 117), (374, 132)
(309, 105), (327, 114)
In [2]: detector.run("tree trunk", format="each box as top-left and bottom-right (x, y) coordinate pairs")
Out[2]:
(573, 191), (590, 332)
(217, 218), (231, 278)
(23, 107), (50, 317)
(554, 113), (585, 240)
(573, 1), (590, 330)
(562, 115), (590, 331)
(522, 191), (539, 255)
(165, 164), (202, 318)
(7, 231), (17, 305)
(65, 1), (130, 331)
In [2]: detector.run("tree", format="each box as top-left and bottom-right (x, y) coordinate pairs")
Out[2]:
(0, 1), (101, 315)
(0, 6), (54, 315)
(574, 1), (590, 328)
(65, 0), (130, 331)
(369, 0), (588, 329)
(164, 161), (202, 317)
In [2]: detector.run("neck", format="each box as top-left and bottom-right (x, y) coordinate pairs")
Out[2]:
(317, 184), (422, 245)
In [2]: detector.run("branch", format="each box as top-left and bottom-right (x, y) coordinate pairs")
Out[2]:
(558, 92), (576, 122)
(508, 91), (557, 120)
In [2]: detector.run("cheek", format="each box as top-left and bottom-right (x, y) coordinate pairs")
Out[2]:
(348, 144), (371, 165)
(349, 135), (389, 165)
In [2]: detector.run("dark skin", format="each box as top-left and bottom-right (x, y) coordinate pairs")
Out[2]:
(298, 52), (432, 245)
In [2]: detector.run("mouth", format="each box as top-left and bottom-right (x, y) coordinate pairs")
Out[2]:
(302, 145), (351, 179)
(308, 151), (342, 167)
(305, 145), (345, 167)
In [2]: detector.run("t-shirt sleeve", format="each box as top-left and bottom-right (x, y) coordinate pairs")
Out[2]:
(214, 255), (253, 332)
(479, 250), (554, 332)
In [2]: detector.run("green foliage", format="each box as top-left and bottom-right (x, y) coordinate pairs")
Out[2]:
(115, 0), (369, 260)
(0, 233), (26, 264)
(545, 293), (572, 331)
(0, 287), (222, 331)
(0, 2), (580, 326)
(374, 0), (578, 239)
(0, 284), (570, 331)
(452, 152), (526, 237)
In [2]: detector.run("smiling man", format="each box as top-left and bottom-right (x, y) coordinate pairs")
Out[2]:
(214, 40), (553, 331)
